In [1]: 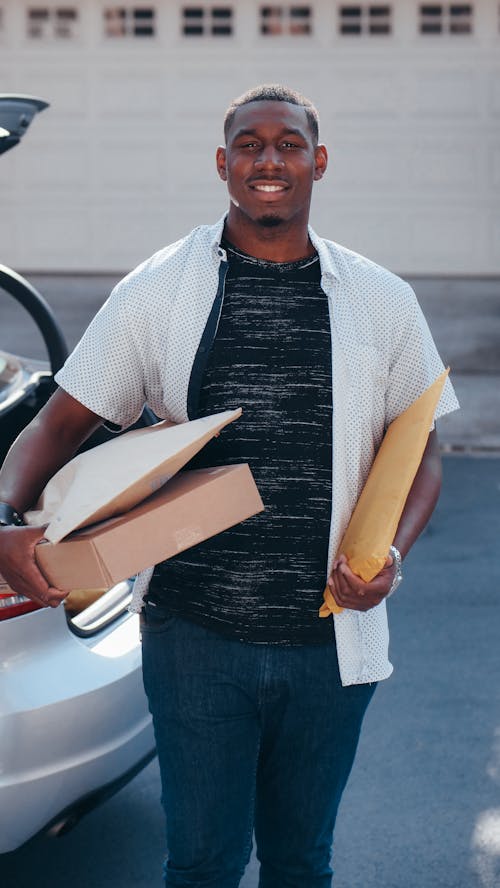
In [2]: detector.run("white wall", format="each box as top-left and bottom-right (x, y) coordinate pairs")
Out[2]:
(0, 0), (498, 273)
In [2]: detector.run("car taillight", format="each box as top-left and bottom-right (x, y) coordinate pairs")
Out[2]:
(0, 592), (42, 620)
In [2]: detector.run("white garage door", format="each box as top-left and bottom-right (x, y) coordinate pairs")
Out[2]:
(0, 0), (498, 274)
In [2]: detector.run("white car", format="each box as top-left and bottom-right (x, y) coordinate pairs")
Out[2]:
(0, 95), (156, 854)
(0, 582), (155, 853)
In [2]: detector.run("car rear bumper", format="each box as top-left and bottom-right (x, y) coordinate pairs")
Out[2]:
(0, 605), (155, 852)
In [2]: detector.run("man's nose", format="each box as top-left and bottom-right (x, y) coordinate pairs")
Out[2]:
(254, 145), (284, 168)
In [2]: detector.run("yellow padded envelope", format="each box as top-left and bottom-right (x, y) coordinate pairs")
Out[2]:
(320, 369), (449, 617)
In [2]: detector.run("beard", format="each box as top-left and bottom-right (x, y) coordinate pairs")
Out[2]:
(256, 213), (284, 228)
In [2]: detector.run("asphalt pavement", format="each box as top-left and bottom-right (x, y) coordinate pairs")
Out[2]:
(1, 272), (499, 887)
(1, 454), (499, 888)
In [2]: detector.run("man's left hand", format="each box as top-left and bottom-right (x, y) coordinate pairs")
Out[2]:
(326, 553), (396, 612)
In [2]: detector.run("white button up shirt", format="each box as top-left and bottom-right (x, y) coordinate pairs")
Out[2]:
(55, 216), (459, 686)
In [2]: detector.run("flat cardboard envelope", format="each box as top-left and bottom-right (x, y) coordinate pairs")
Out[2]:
(320, 370), (449, 617)
(26, 408), (241, 543)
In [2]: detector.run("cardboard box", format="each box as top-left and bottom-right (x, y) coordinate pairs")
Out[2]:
(35, 464), (264, 592)
(27, 408), (242, 542)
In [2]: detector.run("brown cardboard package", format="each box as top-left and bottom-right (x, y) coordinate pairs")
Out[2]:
(27, 408), (242, 542)
(35, 464), (264, 591)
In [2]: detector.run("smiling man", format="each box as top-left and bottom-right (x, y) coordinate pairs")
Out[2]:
(216, 95), (326, 246)
(0, 85), (459, 887)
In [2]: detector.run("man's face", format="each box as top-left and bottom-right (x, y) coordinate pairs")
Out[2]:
(216, 101), (327, 230)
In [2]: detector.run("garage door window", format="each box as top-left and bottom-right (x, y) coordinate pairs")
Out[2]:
(103, 6), (156, 37)
(419, 4), (473, 34)
(182, 6), (233, 36)
(26, 7), (79, 39)
(260, 6), (312, 36)
(338, 5), (392, 36)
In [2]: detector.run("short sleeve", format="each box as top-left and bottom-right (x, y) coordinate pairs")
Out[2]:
(385, 284), (460, 428)
(55, 282), (146, 429)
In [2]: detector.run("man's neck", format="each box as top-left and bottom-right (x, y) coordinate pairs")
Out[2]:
(223, 211), (315, 263)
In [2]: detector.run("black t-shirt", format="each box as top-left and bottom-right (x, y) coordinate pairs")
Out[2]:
(147, 239), (334, 644)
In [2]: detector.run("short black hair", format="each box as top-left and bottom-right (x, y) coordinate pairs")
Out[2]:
(224, 84), (320, 145)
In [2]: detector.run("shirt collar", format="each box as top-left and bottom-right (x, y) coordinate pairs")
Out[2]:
(308, 225), (341, 282)
(209, 214), (340, 282)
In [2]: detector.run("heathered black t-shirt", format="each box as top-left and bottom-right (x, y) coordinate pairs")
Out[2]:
(147, 239), (334, 644)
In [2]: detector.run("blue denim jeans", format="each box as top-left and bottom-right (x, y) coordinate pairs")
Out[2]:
(141, 603), (376, 888)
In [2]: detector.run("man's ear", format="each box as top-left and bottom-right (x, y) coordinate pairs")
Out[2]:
(313, 144), (328, 181)
(216, 146), (227, 181)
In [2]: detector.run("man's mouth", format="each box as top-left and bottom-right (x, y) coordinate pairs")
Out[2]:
(248, 176), (290, 194)
(251, 184), (287, 192)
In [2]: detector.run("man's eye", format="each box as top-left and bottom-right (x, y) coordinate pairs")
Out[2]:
(241, 142), (258, 149)
(281, 142), (299, 149)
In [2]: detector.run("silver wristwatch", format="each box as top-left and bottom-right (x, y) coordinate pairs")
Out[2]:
(0, 501), (25, 527)
(387, 545), (403, 597)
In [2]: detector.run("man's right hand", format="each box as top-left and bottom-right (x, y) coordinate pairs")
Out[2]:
(0, 389), (104, 608)
(0, 525), (67, 608)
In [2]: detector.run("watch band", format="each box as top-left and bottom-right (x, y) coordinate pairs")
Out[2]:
(0, 501), (26, 527)
(387, 545), (403, 597)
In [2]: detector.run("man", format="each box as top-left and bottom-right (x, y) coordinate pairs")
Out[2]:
(0, 85), (458, 887)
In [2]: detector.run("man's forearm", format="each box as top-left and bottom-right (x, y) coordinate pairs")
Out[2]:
(1, 422), (77, 513)
(392, 428), (442, 560)
(0, 390), (102, 605)
(0, 389), (103, 514)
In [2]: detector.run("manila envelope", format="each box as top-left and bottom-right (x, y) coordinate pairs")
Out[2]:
(320, 370), (449, 617)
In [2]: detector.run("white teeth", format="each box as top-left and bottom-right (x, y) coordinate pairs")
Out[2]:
(253, 185), (285, 192)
